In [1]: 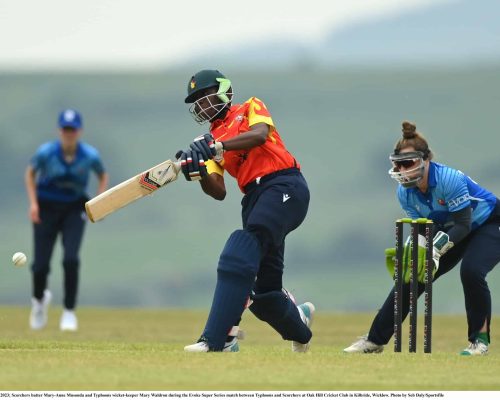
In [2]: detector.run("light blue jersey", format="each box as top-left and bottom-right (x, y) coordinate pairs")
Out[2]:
(397, 162), (497, 231)
(31, 140), (105, 202)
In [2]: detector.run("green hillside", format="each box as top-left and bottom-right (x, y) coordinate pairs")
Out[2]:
(1, 66), (500, 312)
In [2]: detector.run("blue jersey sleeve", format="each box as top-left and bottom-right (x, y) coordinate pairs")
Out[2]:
(80, 142), (105, 176)
(91, 152), (105, 175)
(30, 142), (53, 171)
(441, 168), (471, 212)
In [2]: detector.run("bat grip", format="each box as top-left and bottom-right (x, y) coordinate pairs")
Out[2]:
(173, 161), (181, 173)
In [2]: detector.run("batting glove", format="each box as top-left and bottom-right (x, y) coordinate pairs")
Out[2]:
(175, 149), (207, 181)
(190, 133), (224, 162)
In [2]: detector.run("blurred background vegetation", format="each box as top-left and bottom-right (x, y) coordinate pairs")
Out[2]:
(1, 66), (499, 313)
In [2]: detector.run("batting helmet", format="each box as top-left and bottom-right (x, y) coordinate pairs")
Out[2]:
(184, 69), (232, 104)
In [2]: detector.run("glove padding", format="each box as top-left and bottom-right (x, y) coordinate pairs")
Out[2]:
(432, 230), (453, 268)
(175, 149), (207, 181)
(190, 133), (224, 162)
(385, 234), (436, 284)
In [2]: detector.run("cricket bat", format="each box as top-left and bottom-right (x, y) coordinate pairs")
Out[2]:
(85, 159), (180, 222)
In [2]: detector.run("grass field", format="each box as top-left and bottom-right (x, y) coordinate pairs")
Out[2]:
(0, 306), (499, 391)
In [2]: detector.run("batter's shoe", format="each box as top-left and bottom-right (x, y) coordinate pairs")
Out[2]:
(30, 289), (52, 330)
(343, 335), (384, 353)
(60, 309), (78, 332)
(184, 336), (240, 352)
(184, 326), (242, 352)
(292, 302), (315, 352)
(460, 339), (488, 356)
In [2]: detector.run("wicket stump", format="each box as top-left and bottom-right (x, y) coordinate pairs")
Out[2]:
(393, 217), (434, 353)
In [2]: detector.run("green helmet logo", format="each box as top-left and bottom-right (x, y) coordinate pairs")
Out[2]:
(185, 69), (232, 104)
(215, 77), (231, 103)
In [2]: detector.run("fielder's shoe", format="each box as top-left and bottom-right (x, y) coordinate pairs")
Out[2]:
(60, 309), (78, 331)
(292, 302), (315, 353)
(343, 334), (384, 354)
(460, 339), (488, 356)
(30, 289), (52, 330)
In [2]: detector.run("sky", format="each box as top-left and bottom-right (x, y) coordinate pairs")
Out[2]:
(0, 0), (449, 71)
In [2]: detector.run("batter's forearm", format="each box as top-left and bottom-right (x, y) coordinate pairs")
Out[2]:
(200, 173), (226, 201)
(221, 123), (269, 151)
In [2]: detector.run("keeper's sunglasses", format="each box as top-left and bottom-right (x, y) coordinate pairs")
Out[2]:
(393, 159), (418, 169)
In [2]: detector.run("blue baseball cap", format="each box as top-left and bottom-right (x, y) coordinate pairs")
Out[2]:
(58, 109), (83, 129)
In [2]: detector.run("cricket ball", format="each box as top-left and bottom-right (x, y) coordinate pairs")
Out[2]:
(12, 252), (27, 267)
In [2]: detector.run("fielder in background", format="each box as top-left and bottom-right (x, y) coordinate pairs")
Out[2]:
(24, 109), (108, 331)
(178, 69), (314, 352)
(344, 121), (500, 356)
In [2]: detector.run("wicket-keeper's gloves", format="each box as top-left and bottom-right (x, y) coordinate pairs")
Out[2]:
(385, 234), (433, 284)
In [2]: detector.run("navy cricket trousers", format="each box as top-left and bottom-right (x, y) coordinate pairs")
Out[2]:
(369, 208), (500, 345)
(201, 168), (311, 349)
(241, 168), (310, 294)
(32, 198), (87, 309)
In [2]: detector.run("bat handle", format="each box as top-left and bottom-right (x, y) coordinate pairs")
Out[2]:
(173, 161), (181, 173)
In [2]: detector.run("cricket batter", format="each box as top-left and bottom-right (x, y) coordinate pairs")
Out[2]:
(344, 121), (500, 355)
(25, 109), (108, 331)
(178, 69), (314, 352)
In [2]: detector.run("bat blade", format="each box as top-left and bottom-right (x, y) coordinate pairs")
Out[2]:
(85, 159), (180, 222)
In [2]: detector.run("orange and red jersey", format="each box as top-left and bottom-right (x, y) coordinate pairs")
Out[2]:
(206, 97), (299, 192)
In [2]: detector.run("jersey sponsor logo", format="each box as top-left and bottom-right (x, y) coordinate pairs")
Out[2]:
(448, 194), (471, 208)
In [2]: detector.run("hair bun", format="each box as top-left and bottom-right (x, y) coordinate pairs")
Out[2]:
(402, 121), (417, 139)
